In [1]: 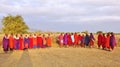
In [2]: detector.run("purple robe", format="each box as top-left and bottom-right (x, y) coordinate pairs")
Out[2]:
(110, 35), (116, 47)
(63, 33), (68, 45)
(2, 36), (9, 51)
(24, 37), (30, 48)
(14, 38), (20, 50)
(90, 34), (95, 40)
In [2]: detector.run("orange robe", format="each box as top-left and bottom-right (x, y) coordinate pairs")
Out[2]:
(33, 37), (37, 48)
(9, 36), (14, 49)
(46, 37), (52, 47)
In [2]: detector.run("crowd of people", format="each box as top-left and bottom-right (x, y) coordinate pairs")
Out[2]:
(2, 34), (52, 53)
(2, 32), (116, 53)
(58, 32), (116, 51)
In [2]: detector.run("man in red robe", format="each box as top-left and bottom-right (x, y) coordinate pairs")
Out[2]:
(37, 34), (43, 48)
(97, 33), (103, 48)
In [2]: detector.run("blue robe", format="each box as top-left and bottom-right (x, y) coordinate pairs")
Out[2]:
(85, 35), (90, 46)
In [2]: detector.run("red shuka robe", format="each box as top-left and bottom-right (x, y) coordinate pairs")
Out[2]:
(102, 35), (106, 49)
(37, 36), (43, 48)
(98, 34), (103, 46)
(67, 34), (72, 46)
(19, 37), (24, 50)
(74, 34), (78, 45)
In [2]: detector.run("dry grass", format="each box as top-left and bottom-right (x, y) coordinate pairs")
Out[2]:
(0, 47), (120, 67)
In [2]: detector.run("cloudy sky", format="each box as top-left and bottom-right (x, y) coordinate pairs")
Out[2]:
(0, 0), (120, 32)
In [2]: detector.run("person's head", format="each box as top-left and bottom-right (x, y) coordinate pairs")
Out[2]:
(82, 34), (84, 37)
(111, 32), (114, 36)
(107, 33), (110, 37)
(86, 33), (88, 36)
(29, 34), (32, 37)
(61, 33), (62, 35)
(103, 33), (105, 36)
(20, 34), (22, 37)
(43, 34), (45, 37)
(16, 34), (18, 37)
(34, 34), (36, 36)
(11, 33), (13, 36)
(5, 34), (8, 37)
(25, 34), (28, 37)
(71, 33), (73, 35)
(99, 32), (102, 35)
(48, 34), (50, 36)
(90, 33), (93, 35)
(39, 34), (41, 36)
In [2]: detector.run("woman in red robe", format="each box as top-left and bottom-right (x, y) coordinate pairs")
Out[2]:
(97, 33), (103, 48)
(29, 34), (33, 49)
(37, 34), (43, 48)
(19, 34), (24, 50)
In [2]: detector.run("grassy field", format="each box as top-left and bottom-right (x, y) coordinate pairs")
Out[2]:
(0, 34), (120, 67)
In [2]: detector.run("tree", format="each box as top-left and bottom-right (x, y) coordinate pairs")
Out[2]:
(2, 15), (29, 34)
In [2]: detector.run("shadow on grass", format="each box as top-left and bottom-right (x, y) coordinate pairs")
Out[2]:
(17, 50), (33, 67)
